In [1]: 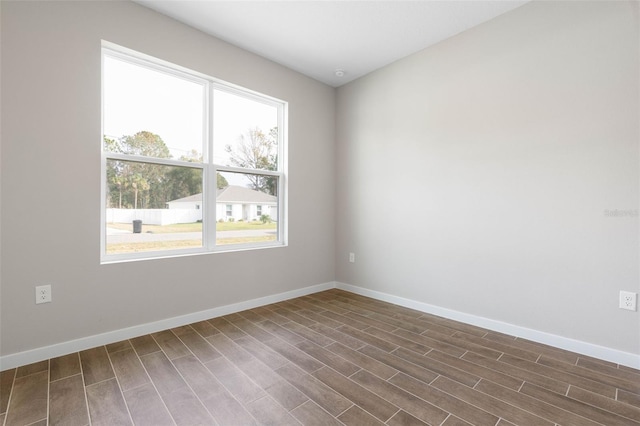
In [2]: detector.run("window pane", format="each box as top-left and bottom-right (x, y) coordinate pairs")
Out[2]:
(105, 160), (203, 254)
(103, 55), (205, 161)
(213, 90), (279, 170)
(216, 171), (278, 246)
(101, 47), (287, 262)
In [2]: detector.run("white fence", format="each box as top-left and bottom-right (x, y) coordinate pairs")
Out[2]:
(106, 209), (202, 226)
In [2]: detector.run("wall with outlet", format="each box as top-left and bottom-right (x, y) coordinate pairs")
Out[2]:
(1, 0), (639, 367)
(1, 1), (335, 358)
(336, 1), (639, 355)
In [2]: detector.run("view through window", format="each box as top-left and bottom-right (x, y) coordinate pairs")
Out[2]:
(102, 45), (285, 261)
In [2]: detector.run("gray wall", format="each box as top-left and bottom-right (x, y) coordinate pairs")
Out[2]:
(335, 1), (639, 353)
(2, 0), (639, 361)
(1, 1), (335, 356)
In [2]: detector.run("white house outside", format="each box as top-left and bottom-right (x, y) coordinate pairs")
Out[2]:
(106, 185), (277, 226)
(211, 185), (277, 222)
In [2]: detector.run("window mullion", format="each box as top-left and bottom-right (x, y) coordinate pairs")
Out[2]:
(215, 165), (282, 177)
(277, 103), (287, 244)
(205, 82), (217, 249)
(104, 152), (204, 169)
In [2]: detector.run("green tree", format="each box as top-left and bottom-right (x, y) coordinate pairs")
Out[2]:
(162, 151), (227, 202)
(105, 132), (172, 209)
(106, 132), (230, 209)
(119, 131), (171, 158)
(104, 137), (121, 208)
(217, 172), (229, 189)
(165, 150), (203, 203)
(225, 127), (278, 195)
(131, 175), (150, 209)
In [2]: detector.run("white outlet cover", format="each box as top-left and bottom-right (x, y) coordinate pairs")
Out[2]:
(619, 291), (637, 311)
(35, 285), (52, 304)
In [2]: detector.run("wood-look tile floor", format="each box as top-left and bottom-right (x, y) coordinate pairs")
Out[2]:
(1, 289), (639, 426)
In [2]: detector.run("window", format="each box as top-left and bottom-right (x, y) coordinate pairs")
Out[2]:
(101, 43), (286, 262)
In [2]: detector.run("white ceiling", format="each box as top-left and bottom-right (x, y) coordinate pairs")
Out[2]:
(136, 1), (530, 87)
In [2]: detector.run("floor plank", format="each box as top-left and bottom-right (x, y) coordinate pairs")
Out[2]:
(140, 351), (213, 425)
(80, 347), (115, 386)
(431, 375), (554, 426)
(174, 355), (257, 426)
(0, 368), (16, 415)
(244, 395), (299, 426)
(15, 360), (48, 379)
(312, 366), (397, 422)
(123, 383), (174, 426)
(49, 374), (90, 426)
(290, 400), (344, 426)
(108, 348), (149, 391)
(337, 405), (385, 425)
(4, 370), (48, 426)
(350, 369), (449, 425)
(275, 363), (352, 416)
(85, 378), (131, 426)
(204, 356), (266, 404)
(388, 372), (498, 426)
(50, 353), (81, 382)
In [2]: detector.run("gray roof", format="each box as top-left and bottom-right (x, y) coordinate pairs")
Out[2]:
(168, 185), (276, 204)
(217, 185), (277, 203)
(167, 193), (202, 203)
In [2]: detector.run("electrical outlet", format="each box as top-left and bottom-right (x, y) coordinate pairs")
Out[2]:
(349, 252), (355, 263)
(619, 291), (637, 311)
(35, 285), (52, 304)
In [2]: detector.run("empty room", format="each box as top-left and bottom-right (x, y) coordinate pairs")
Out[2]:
(1, 0), (639, 425)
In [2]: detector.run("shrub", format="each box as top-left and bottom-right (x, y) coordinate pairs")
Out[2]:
(260, 214), (271, 224)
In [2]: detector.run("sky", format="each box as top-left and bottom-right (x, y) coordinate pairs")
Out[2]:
(103, 55), (278, 169)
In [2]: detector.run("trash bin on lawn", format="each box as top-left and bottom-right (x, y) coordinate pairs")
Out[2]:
(133, 220), (142, 233)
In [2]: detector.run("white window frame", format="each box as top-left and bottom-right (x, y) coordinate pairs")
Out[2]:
(100, 42), (287, 263)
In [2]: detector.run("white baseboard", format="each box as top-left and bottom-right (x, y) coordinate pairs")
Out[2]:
(4, 280), (637, 371)
(336, 282), (640, 369)
(0, 281), (336, 371)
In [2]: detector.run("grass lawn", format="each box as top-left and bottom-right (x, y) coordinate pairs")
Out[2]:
(107, 221), (276, 233)
(217, 221), (276, 231)
(106, 236), (276, 254)
(107, 240), (202, 254)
